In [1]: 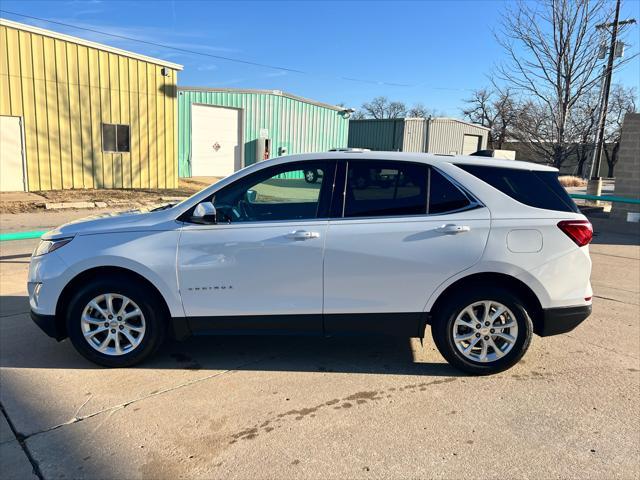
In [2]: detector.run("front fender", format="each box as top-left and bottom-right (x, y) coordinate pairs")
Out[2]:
(55, 231), (184, 317)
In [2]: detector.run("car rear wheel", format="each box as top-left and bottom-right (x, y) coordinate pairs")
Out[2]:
(431, 287), (533, 375)
(66, 277), (166, 367)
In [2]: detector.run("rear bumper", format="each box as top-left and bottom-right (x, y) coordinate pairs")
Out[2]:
(537, 305), (592, 337)
(30, 310), (65, 341)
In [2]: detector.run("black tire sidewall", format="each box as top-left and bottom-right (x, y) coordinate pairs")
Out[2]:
(432, 287), (533, 375)
(65, 277), (165, 367)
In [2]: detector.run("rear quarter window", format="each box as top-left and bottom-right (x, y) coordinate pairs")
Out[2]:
(457, 164), (579, 213)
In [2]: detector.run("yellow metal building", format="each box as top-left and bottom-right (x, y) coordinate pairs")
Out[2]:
(0, 19), (183, 191)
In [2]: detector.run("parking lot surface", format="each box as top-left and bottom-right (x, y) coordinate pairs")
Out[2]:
(1, 211), (639, 479)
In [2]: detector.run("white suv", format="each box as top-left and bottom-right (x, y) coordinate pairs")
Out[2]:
(28, 152), (593, 374)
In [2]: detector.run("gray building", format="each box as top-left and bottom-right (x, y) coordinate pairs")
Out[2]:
(348, 117), (490, 155)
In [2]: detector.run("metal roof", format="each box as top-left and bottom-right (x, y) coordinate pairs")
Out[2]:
(0, 18), (183, 70)
(178, 86), (347, 111)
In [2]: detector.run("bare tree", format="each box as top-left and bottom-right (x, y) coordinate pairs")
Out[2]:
(407, 103), (438, 118)
(568, 89), (600, 176)
(496, 0), (621, 168)
(602, 84), (637, 176)
(462, 87), (518, 149)
(361, 96), (407, 119)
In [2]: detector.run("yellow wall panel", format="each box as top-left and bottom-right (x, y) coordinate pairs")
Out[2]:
(119, 55), (131, 187)
(18, 31), (39, 191)
(0, 27), (10, 115)
(156, 65), (166, 188)
(147, 63), (157, 188)
(87, 49), (103, 188)
(5, 27), (23, 116)
(165, 70), (176, 188)
(108, 53), (122, 187)
(56, 39), (73, 189)
(43, 36), (62, 189)
(31, 35), (52, 190)
(65, 41), (84, 189)
(137, 61), (149, 188)
(128, 59), (140, 188)
(77, 45), (94, 189)
(98, 50), (113, 188)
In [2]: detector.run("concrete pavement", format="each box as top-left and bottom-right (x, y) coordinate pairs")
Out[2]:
(0, 211), (638, 479)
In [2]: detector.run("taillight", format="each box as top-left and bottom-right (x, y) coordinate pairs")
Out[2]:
(558, 220), (593, 247)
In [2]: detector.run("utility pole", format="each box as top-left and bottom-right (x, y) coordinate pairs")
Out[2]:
(590, 0), (622, 179)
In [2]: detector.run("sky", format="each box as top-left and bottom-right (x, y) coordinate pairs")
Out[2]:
(1, 0), (639, 117)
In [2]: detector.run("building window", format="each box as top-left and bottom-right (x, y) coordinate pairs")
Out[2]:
(102, 124), (130, 152)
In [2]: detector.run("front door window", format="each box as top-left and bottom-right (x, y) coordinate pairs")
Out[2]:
(212, 162), (330, 223)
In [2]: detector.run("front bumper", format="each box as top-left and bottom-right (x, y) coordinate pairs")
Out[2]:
(537, 305), (592, 336)
(30, 310), (65, 341)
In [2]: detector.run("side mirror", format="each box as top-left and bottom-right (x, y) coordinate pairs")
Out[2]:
(245, 189), (257, 203)
(191, 201), (217, 224)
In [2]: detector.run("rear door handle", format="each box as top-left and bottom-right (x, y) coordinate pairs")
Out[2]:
(437, 224), (471, 234)
(286, 230), (320, 240)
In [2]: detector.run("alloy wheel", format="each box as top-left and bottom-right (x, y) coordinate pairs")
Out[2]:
(452, 300), (518, 363)
(80, 293), (146, 356)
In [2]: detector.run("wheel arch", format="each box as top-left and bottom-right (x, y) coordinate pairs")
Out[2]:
(428, 272), (544, 334)
(55, 266), (175, 340)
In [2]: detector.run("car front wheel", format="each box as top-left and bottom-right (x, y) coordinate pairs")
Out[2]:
(65, 277), (166, 367)
(431, 287), (533, 375)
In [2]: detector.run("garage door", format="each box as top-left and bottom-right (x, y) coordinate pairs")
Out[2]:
(0, 116), (26, 192)
(462, 134), (482, 155)
(191, 105), (242, 177)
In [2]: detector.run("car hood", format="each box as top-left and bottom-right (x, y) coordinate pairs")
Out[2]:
(43, 206), (178, 239)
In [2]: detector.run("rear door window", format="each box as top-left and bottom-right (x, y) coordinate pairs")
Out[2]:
(343, 161), (428, 218)
(458, 164), (579, 213)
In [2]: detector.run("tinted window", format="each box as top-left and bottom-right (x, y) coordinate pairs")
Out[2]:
(344, 161), (428, 217)
(458, 164), (579, 213)
(102, 124), (116, 152)
(429, 168), (471, 214)
(212, 162), (329, 223)
(116, 125), (130, 152)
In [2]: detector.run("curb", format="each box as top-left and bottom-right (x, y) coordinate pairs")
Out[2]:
(0, 230), (47, 241)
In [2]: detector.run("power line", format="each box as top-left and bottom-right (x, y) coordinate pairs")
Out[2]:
(0, 9), (423, 88)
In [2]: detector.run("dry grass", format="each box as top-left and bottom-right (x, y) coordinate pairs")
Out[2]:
(0, 177), (221, 214)
(559, 175), (587, 188)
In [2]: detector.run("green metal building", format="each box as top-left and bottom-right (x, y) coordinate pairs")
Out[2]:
(178, 87), (349, 178)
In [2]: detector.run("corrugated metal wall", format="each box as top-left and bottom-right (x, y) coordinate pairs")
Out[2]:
(348, 118), (489, 155)
(347, 119), (404, 151)
(178, 89), (349, 177)
(0, 22), (179, 191)
(426, 119), (488, 155)
(402, 118), (426, 152)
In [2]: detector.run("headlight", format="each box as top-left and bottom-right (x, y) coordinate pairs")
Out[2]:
(33, 237), (74, 257)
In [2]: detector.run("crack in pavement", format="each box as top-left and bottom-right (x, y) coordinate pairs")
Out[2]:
(593, 295), (640, 306)
(17, 355), (273, 443)
(590, 251), (640, 261)
(0, 311), (30, 319)
(1, 403), (44, 479)
(565, 333), (640, 361)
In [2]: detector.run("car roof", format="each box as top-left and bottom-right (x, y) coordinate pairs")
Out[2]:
(265, 151), (558, 172)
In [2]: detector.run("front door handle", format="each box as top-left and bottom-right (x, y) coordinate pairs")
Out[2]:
(286, 230), (320, 240)
(436, 224), (471, 234)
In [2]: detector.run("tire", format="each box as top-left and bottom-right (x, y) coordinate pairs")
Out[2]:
(65, 276), (166, 367)
(431, 286), (533, 375)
